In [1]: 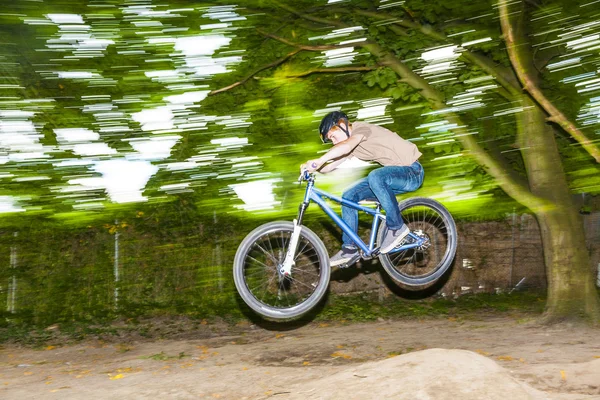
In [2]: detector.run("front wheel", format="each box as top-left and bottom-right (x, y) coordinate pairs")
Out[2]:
(378, 197), (457, 287)
(233, 221), (330, 320)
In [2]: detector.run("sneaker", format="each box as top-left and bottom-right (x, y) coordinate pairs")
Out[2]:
(329, 247), (359, 267)
(380, 224), (410, 254)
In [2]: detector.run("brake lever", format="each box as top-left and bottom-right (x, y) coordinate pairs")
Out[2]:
(298, 169), (309, 183)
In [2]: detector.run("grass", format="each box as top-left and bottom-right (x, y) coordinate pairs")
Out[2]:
(314, 291), (547, 322)
(0, 291), (549, 346)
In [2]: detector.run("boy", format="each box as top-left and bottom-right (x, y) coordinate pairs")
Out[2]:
(301, 111), (424, 266)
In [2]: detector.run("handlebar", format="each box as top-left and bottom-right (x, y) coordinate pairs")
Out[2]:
(298, 169), (314, 183)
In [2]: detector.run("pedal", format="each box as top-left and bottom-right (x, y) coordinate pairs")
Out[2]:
(339, 254), (361, 268)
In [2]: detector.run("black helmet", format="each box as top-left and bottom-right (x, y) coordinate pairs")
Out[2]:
(319, 111), (349, 143)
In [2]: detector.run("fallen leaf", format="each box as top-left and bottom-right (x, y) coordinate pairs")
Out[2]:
(497, 355), (513, 361)
(302, 361), (310, 366)
(275, 334), (285, 339)
(197, 345), (209, 353)
(45, 346), (56, 351)
(476, 349), (490, 356)
(109, 374), (124, 380)
(336, 344), (345, 349)
(330, 352), (352, 360)
(560, 370), (566, 381)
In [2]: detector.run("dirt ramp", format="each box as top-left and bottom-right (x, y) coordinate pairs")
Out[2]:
(518, 359), (600, 395)
(284, 349), (594, 400)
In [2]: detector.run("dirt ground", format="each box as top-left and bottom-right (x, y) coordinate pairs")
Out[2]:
(1, 314), (600, 400)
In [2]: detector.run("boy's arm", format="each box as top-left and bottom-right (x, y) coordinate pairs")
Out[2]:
(319, 156), (349, 173)
(302, 134), (364, 172)
(319, 134), (363, 164)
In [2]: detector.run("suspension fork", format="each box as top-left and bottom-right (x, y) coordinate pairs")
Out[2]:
(279, 201), (309, 276)
(280, 181), (312, 276)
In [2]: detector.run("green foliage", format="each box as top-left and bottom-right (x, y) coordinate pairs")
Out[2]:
(315, 291), (546, 322)
(0, 290), (550, 345)
(364, 68), (398, 90)
(1, 0), (599, 335)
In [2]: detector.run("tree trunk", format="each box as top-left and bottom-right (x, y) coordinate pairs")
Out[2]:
(539, 208), (600, 322)
(516, 97), (600, 323)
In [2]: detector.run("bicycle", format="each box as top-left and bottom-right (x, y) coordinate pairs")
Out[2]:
(233, 171), (457, 320)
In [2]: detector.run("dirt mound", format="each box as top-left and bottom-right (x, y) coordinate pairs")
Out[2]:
(2, 317), (598, 399)
(521, 359), (600, 395)
(284, 349), (594, 400)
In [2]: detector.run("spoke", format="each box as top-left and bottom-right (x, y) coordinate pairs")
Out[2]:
(264, 233), (277, 261)
(295, 248), (318, 262)
(254, 242), (280, 265)
(390, 248), (410, 265)
(288, 275), (318, 291)
(294, 240), (311, 262)
(279, 279), (292, 307)
(291, 265), (321, 278)
(292, 261), (320, 271)
(248, 268), (278, 301)
(246, 255), (275, 271)
(245, 257), (281, 304)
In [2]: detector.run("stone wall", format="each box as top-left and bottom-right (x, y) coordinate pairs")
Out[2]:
(329, 212), (600, 297)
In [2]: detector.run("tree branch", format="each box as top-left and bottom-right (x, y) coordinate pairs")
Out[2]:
(286, 66), (378, 78)
(209, 49), (302, 95)
(256, 29), (344, 51)
(361, 42), (551, 210)
(344, 8), (523, 99)
(272, 0), (346, 28)
(498, 0), (600, 163)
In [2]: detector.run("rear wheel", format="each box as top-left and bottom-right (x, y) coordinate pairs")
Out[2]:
(233, 221), (330, 320)
(378, 197), (457, 287)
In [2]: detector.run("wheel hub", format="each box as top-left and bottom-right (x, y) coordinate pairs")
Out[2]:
(413, 229), (431, 251)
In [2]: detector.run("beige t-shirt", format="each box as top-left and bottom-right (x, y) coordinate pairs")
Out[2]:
(350, 121), (422, 166)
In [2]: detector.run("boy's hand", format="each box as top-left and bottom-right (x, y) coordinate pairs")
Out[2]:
(301, 159), (322, 173)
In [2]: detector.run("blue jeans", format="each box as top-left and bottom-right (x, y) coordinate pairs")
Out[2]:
(341, 161), (424, 248)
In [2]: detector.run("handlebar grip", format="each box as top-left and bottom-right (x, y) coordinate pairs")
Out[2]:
(298, 169), (311, 182)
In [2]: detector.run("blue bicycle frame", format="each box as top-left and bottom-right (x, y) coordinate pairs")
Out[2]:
(299, 176), (423, 258)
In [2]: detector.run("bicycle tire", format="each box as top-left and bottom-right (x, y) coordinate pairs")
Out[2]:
(377, 197), (457, 287)
(233, 221), (330, 320)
